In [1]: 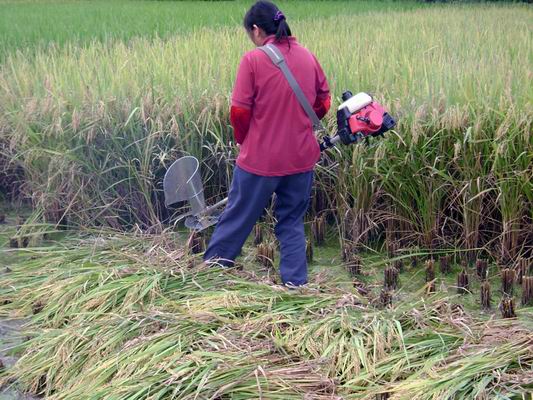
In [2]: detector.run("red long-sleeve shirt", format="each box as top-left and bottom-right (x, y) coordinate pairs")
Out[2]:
(230, 35), (330, 176)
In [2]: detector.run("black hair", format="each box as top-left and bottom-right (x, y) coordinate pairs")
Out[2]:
(243, 1), (292, 45)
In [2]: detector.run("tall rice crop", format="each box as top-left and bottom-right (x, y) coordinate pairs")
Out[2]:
(0, 4), (531, 259)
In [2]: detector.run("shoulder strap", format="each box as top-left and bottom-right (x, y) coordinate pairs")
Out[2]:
(258, 43), (325, 132)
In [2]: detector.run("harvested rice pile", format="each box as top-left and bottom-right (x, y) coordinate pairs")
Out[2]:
(1, 233), (532, 399)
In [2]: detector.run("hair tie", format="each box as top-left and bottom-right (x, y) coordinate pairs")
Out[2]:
(274, 11), (285, 22)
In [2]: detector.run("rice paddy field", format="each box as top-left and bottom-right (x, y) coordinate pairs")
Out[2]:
(1, 0), (532, 398)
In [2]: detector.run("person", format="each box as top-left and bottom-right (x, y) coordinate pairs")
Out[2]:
(203, 0), (331, 287)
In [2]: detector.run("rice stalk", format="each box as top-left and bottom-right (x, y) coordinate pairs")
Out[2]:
(457, 269), (469, 295)
(253, 224), (263, 246)
(480, 281), (491, 310)
(379, 290), (393, 309)
(515, 257), (531, 285)
(384, 265), (399, 290)
(256, 242), (275, 270)
(439, 255), (451, 274)
(425, 259), (435, 293)
(186, 230), (205, 255)
(306, 238), (313, 264)
(392, 259), (404, 274)
(500, 268), (515, 297)
(476, 258), (488, 281)
(499, 296), (516, 319)
(312, 216), (326, 247)
(521, 276), (533, 307)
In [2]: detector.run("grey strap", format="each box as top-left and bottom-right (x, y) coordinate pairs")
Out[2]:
(258, 44), (325, 132)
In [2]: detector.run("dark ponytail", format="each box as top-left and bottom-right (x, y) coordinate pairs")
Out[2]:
(243, 1), (292, 45)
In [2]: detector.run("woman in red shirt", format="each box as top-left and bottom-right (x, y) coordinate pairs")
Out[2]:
(204, 0), (331, 287)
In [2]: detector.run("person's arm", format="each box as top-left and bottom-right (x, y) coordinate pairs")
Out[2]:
(230, 54), (254, 144)
(230, 106), (252, 145)
(312, 55), (331, 120)
(313, 95), (331, 120)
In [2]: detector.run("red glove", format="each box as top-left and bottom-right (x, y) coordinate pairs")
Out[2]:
(230, 106), (252, 145)
(313, 95), (331, 120)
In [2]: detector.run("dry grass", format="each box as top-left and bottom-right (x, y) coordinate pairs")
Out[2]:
(1, 233), (531, 398)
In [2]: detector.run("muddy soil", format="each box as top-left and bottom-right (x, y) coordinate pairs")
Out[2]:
(0, 319), (39, 400)
(0, 210), (39, 400)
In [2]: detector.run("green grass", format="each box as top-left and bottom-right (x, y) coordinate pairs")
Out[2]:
(0, 0), (425, 58)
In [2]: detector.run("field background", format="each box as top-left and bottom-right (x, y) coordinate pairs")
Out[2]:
(1, 1), (533, 399)
(0, 0), (426, 58)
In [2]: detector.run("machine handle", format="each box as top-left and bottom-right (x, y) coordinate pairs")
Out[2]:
(199, 197), (228, 216)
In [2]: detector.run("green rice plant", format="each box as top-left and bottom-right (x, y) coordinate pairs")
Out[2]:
(0, 4), (531, 251)
(0, 0), (426, 59)
(335, 143), (383, 250)
(493, 124), (530, 264)
(451, 122), (496, 263)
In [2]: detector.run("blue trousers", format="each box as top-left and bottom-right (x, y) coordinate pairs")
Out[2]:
(204, 166), (313, 286)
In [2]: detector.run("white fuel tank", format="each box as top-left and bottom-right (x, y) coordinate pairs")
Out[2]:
(338, 92), (373, 113)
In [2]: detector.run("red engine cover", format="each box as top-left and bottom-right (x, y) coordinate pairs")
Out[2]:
(348, 102), (385, 136)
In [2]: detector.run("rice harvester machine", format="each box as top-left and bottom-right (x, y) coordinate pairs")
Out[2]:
(163, 90), (396, 231)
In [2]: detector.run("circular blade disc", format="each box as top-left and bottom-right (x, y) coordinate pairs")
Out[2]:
(184, 215), (219, 231)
